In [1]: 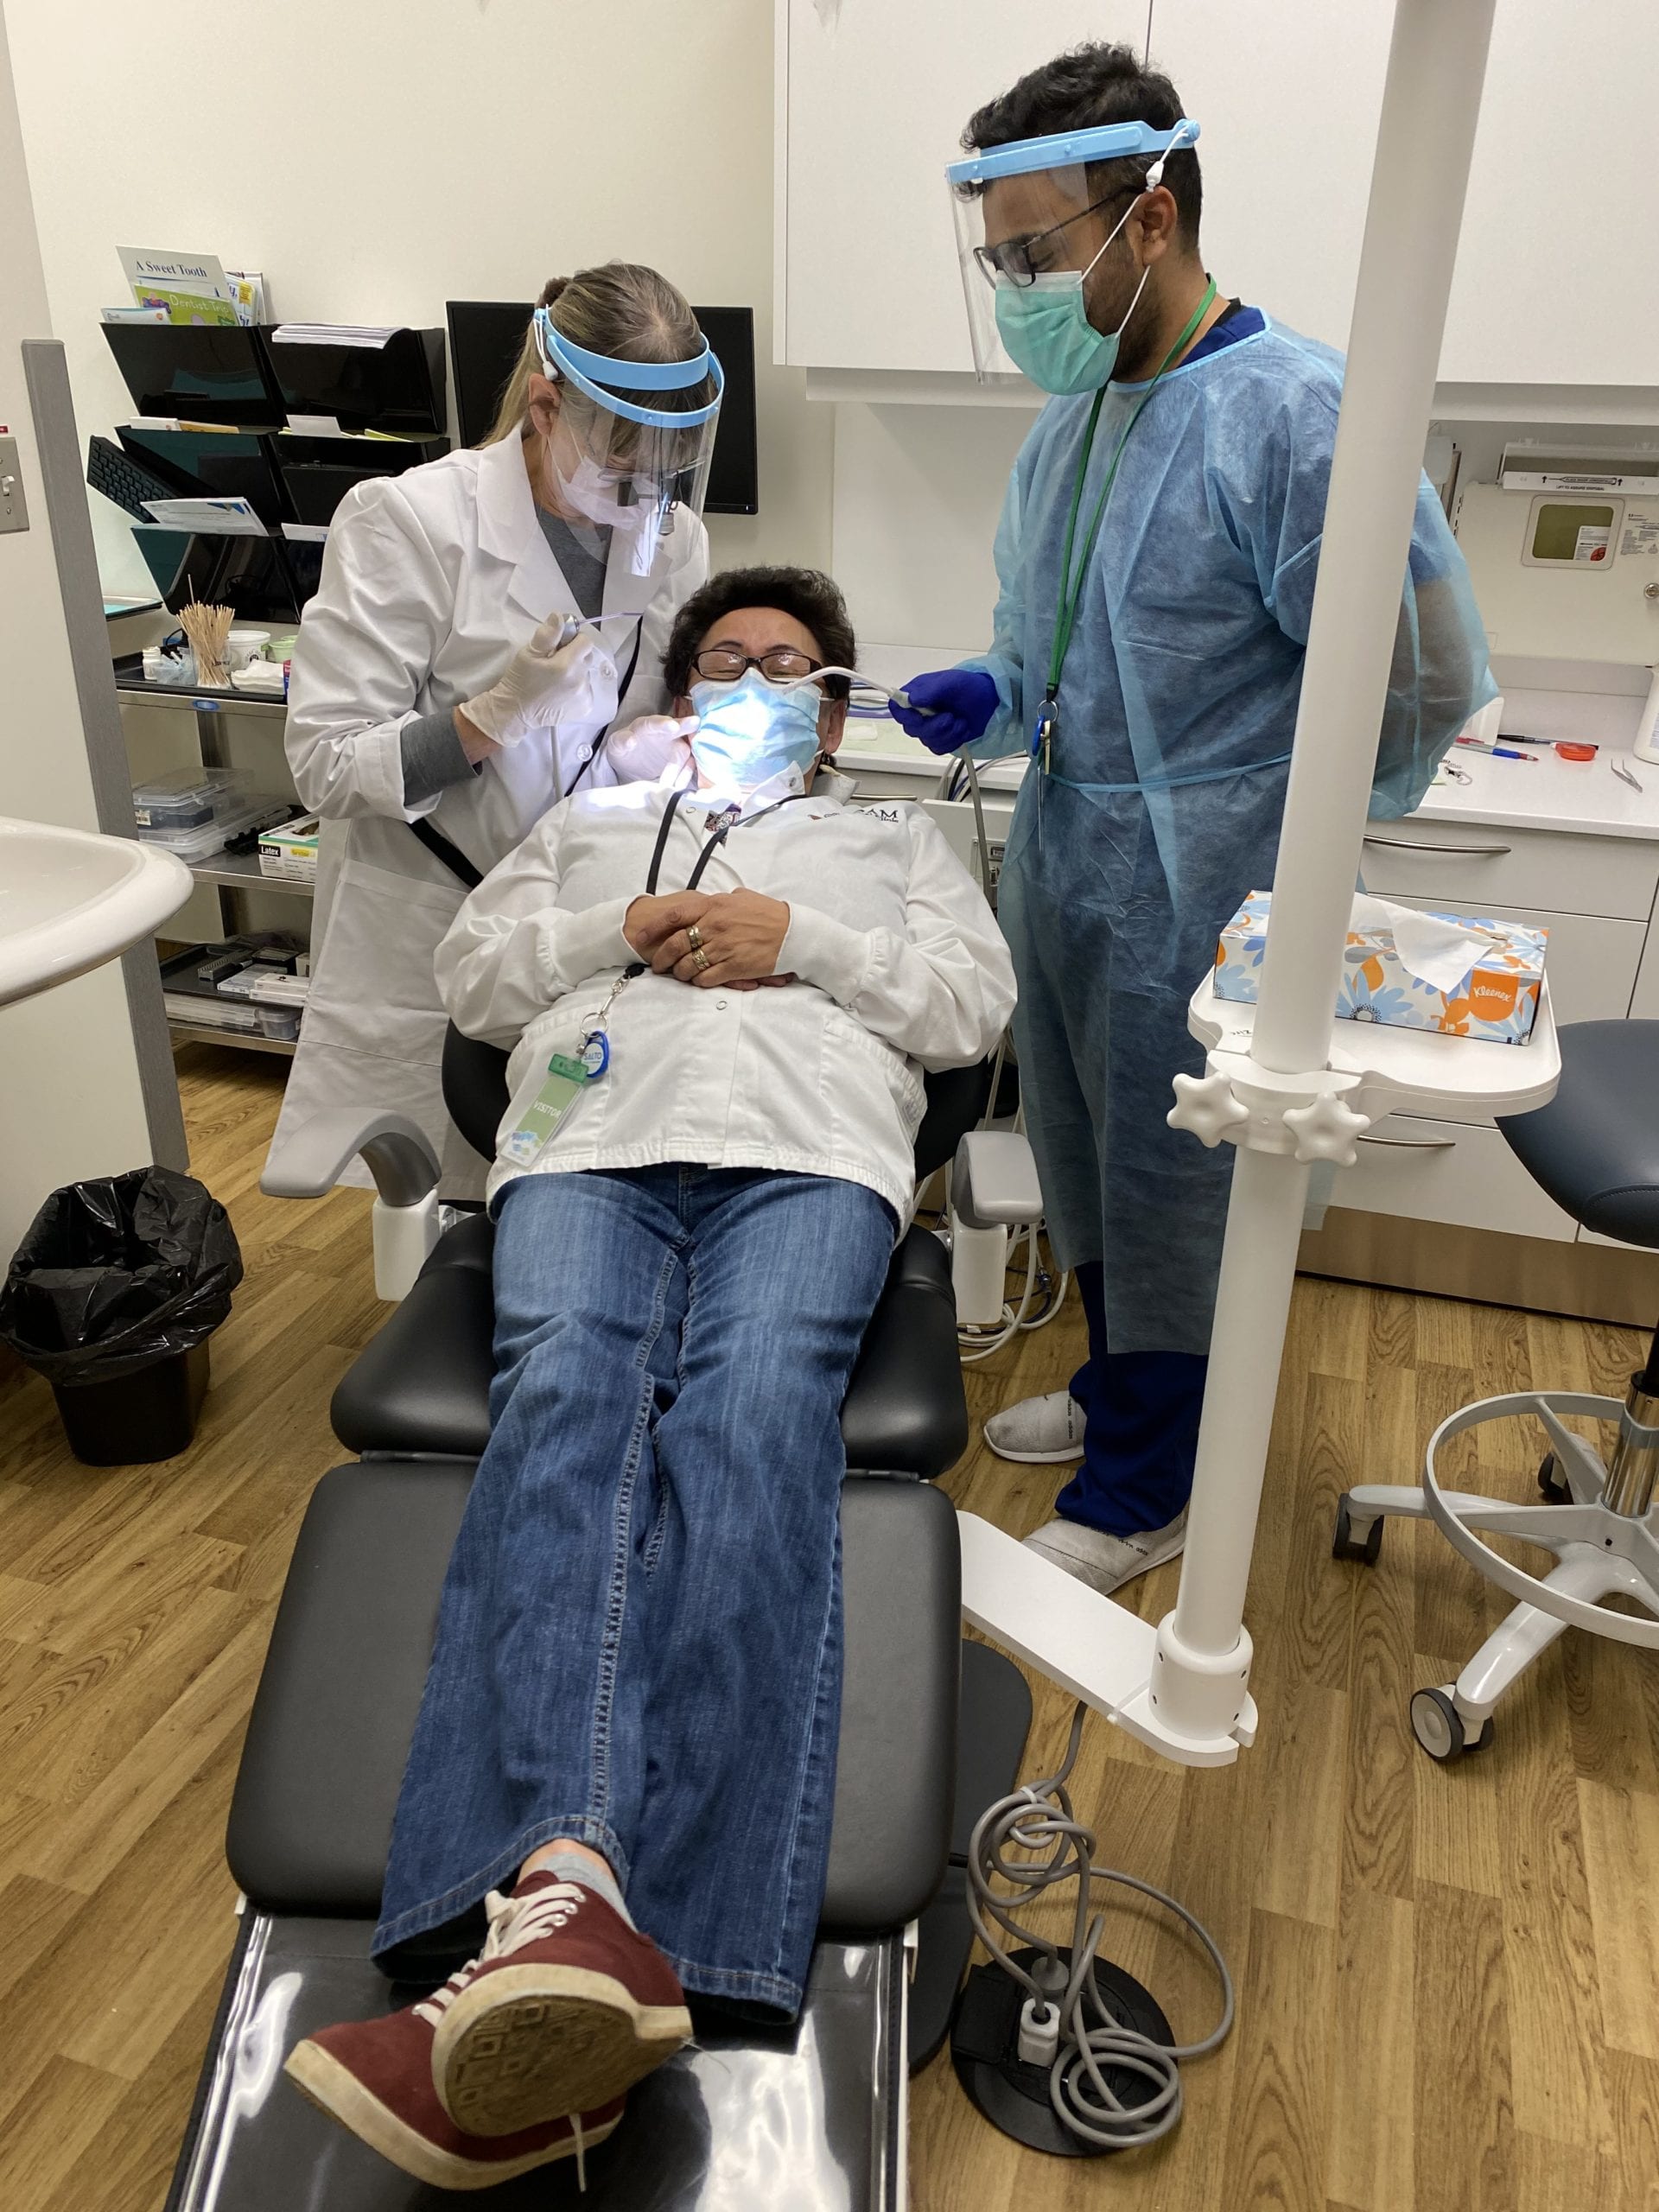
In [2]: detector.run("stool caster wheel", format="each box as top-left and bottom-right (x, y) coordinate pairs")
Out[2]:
(1537, 1453), (1571, 1505)
(1332, 1497), (1383, 1565)
(1411, 1686), (1492, 1764)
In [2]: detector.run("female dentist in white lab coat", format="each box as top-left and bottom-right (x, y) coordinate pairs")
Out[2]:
(270, 263), (721, 1195)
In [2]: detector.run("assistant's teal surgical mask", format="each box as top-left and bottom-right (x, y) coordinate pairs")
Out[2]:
(688, 670), (824, 792)
(993, 196), (1152, 395)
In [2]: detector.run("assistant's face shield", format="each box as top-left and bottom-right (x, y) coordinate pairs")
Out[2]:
(532, 308), (723, 575)
(947, 118), (1200, 385)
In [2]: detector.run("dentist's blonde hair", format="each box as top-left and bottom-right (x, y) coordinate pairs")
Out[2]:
(482, 263), (709, 448)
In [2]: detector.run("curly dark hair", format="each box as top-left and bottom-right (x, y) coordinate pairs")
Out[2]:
(663, 565), (856, 702)
(963, 41), (1201, 247)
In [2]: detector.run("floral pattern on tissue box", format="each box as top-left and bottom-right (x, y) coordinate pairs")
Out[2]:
(1213, 891), (1548, 1045)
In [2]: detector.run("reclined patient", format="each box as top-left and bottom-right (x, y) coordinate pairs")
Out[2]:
(285, 563), (1015, 2189)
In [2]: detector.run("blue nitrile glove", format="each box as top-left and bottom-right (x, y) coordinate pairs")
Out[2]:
(887, 668), (999, 755)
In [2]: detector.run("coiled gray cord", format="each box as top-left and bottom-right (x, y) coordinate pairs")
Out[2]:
(965, 1699), (1235, 2150)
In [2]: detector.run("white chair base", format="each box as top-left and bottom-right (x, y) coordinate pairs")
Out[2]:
(1336, 1383), (1659, 1761)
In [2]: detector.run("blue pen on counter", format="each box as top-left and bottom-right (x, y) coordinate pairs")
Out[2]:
(1456, 737), (1537, 763)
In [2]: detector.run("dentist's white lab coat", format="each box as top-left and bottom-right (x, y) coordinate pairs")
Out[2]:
(269, 431), (708, 1196)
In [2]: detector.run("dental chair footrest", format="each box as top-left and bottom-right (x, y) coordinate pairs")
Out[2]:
(168, 1913), (908, 2212)
(329, 1218), (968, 1477)
(226, 1459), (960, 1934)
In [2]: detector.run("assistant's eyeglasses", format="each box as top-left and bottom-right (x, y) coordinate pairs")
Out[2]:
(972, 184), (1142, 289)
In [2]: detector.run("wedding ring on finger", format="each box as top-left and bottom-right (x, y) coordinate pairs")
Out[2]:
(693, 947), (711, 973)
(686, 925), (704, 951)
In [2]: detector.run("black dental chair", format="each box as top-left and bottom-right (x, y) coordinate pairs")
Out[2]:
(168, 1031), (1032, 2212)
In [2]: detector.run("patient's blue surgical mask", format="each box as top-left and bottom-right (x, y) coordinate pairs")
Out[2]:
(689, 670), (824, 791)
(993, 194), (1152, 395)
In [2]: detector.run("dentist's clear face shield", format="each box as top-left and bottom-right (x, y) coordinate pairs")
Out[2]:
(946, 118), (1201, 383)
(532, 308), (723, 575)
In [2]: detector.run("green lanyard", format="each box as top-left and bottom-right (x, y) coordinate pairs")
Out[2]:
(1036, 277), (1218, 772)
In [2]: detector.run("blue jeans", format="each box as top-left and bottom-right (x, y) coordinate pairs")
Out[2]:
(1053, 1260), (1205, 1539)
(373, 1166), (896, 2019)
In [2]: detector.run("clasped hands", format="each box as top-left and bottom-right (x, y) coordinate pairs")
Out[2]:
(623, 890), (796, 991)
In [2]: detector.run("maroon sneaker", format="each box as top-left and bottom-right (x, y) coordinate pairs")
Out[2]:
(426, 1872), (692, 2137)
(284, 1993), (622, 2191)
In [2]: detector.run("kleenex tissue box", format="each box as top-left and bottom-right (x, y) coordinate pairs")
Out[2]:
(1215, 891), (1548, 1045)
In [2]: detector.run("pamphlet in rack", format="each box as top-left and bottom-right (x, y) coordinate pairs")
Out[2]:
(115, 249), (268, 327)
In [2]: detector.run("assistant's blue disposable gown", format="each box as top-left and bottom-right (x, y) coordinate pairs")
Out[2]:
(961, 311), (1493, 1406)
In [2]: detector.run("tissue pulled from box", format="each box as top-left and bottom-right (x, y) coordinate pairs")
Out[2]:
(1214, 891), (1547, 1044)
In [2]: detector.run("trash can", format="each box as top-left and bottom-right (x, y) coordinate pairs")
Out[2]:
(0, 1166), (244, 1465)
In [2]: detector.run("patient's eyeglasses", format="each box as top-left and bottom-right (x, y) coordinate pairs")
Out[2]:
(692, 646), (823, 685)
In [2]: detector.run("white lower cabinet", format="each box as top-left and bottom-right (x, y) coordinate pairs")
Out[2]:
(1359, 821), (1659, 924)
(1332, 1111), (1580, 1242)
(1351, 830), (1656, 1255)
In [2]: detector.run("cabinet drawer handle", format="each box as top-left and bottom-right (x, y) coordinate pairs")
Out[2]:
(1358, 1133), (1459, 1151)
(1361, 835), (1512, 857)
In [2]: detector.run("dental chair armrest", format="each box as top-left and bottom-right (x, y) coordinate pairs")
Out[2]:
(261, 1109), (442, 1208)
(951, 1129), (1044, 1230)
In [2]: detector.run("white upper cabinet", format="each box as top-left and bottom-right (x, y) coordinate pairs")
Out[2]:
(779, 0), (1659, 391)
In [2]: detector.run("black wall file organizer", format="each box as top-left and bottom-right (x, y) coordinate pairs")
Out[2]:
(262, 326), (447, 437)
(118, 425), (289, 527)
(92, 315), (454, 597)
(273, 431), (448, 527)
(132, 526), (312, 623)
(101, 321), (288, 429)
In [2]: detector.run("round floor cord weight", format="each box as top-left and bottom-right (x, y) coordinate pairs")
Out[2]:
(951, 1699), (1234, 2156)
(950, 1945), (1175, 2156)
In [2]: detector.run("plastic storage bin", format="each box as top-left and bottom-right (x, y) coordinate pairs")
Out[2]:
(132, 766), (244, 834)
(131, 768), (290, 866)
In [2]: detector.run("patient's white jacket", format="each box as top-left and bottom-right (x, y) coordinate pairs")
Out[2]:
(435, 768), (1017, 1223)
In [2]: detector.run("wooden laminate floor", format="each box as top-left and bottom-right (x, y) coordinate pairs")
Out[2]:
(0, 1047), (1654, 2211)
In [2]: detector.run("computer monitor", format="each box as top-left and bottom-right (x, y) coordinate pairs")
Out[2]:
(445, 301), (759, 516)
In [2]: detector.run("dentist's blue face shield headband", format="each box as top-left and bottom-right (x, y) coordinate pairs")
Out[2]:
(945, 118), (1201, 387)
(532, 308), (724, 575)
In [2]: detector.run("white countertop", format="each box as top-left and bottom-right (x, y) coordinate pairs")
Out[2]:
(1408, 745), (1659, 841)
(842, 726), (1659, 841)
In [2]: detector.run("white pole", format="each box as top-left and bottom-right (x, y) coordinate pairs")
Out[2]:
(1153, 0), (1499, 1739)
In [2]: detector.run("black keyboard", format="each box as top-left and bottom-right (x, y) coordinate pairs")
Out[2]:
(87, 435), (177, 522)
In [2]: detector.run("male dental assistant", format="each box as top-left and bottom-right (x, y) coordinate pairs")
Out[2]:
(891, 41), (1494, 1595)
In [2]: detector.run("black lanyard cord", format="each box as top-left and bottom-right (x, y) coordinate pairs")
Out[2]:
(560, 614), (647, 800)
(628, 784), (808, 975)
(642, 782), (693, 899)
(644, 785), (809, 898)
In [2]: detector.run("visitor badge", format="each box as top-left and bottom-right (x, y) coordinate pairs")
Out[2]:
(502, 1052), (594, 1167)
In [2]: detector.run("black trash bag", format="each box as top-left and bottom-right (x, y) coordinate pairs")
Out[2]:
(0, 1166), (243, 1388)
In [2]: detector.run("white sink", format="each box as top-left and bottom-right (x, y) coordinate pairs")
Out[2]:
(0, 815), (193, 1007)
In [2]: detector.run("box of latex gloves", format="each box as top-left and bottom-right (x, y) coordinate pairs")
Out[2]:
(1215, 891), (1548, 1045)
(257, 814), (320, 882)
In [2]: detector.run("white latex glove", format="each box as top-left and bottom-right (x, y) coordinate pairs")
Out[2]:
(607, 712), (700, 784)
(461, 618), (620, 747)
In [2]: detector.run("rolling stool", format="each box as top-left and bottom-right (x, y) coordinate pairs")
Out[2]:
(1334, 1020), (1659, 1762)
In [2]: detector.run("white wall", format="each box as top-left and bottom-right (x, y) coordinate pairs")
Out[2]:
(3, 0), (833, 577)
(831, 402), (1032, 663)
(0, 6), (152, 1263)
